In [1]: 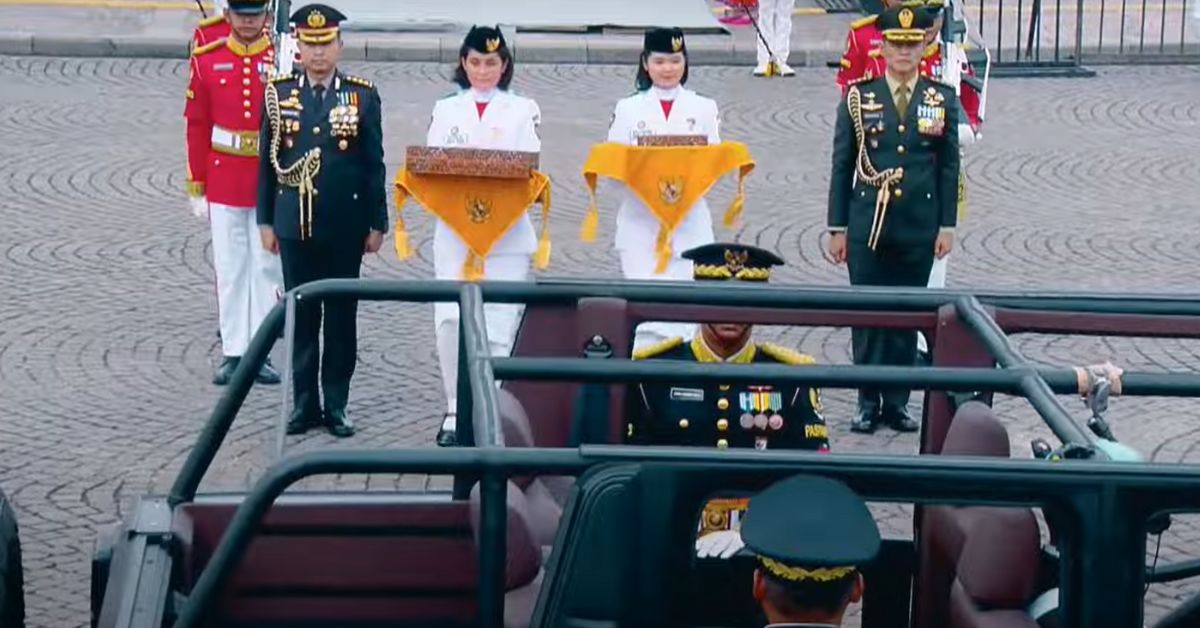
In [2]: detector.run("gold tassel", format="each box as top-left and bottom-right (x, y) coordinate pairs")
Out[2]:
(462, 251), (485, 282)
(654, 227), (671, 274)
(534, 184), (551, 269)
(580, 177), (599, 242)
(393, 185), (413, 260)
(723, 170), (746, 228)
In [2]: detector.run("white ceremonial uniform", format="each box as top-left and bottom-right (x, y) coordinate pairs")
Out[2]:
(426, 87), (542, 416)
(756, 0), (795, 68)
(606, 85), (721, 351)
(210, 202), (282, 357)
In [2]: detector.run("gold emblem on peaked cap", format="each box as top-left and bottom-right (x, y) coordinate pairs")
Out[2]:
(485, 37), (500, 53)
(671, 36), (683, 52)
(899, 8), (915, 29)
(307, 10), (327, 29)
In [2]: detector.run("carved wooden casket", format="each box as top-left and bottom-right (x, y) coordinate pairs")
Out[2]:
(405, 146), (539, 180)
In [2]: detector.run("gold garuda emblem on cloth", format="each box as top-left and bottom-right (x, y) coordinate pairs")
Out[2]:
(658, 177), (684, 205)
(671, 36), (683, 52)
(485, 37), (501, 53)
(899, 8), (914, 28)
(307, 10), (326, 28)
(467, 196), (492, 223)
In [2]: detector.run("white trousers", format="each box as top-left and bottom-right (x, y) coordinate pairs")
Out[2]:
(917, 253), (950, 354)
(619, 248), (698, 352)
(210, 203), (282, 357)
(435, 252), (530, 416)
(756, 0), (795, 66)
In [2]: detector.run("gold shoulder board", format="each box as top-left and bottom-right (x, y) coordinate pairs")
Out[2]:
(270, 73), (298, 84)
(198, 14), (226, 28)
(758, 343), (816, 365)
(345, 75), (374, 88)
(851, 14), (878, 29)
(632, 336), (684, 361)
(191, 38), (225, 57)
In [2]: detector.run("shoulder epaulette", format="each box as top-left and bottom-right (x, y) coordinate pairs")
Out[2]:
(270, 72), (298, 84)
(344, 75), (374, 88)
(191, 38), (225, 57)
(847, 75), (874, 87)
(198, 14), (226, 28)
(758, 343), (816, 366)
(632, 336), (684, 361)
(851, 14), (878, 29)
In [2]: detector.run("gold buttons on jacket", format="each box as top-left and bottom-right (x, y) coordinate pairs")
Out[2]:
(243, 67), (251, 75)
(719, 385), (730, 391)
(897, 145), (906, 154)
(243, 57), (252, 65)
(679, 418), (689, 429)
(243, 111), (252, 119)
(894, 189), (903, 198)
(312, 126), (321, 135)
(717, 439), (729, 449)
(717, 398), (730, 411)
(243, 78), (251, 86)
(243, 89), (251, 97)
(243, 100), (252, 108)
(898, 124), (907, 133)
(717, 419), (729, 431)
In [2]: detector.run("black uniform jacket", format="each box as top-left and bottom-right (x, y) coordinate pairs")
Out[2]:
(256, 71), (388, 243)
(827, 74), (960, 249)
(625, 336), (830, 451)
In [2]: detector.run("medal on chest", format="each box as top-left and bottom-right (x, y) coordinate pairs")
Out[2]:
(329, 90), (360, 150)
(917, 87), (946, 137)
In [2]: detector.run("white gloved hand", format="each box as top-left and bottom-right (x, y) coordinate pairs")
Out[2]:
(695, 530), (745, 559)
(190, 196), (209, 219)
(958, 123), (978, 147)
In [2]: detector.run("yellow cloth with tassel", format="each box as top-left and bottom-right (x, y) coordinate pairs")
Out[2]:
(581, 141), (755, 273)
(393, 169), (552, 281)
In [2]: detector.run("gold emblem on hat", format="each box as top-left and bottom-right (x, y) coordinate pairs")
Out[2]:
(899, 8), (914, 29)
(307, 10), (327, 29)
(658, 177), (683, 205)
(671, 36), (683, 52)
(485, 37), (500, 53)
(467, 197), (492, 224)
(724, 249), (749, 273)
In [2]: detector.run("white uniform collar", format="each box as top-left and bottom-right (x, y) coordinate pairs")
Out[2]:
(649, 84), (682, 101)
(469, 87), (499, 103)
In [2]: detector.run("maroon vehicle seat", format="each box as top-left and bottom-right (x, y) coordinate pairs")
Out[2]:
(468, 481), (544, 628)
(915, 402), (1040, 628)
(498, 389), (571, 547)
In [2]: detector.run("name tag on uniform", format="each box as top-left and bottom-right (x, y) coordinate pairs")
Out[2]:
(213, 62), (234, 72)
(670, 387), (704, 402)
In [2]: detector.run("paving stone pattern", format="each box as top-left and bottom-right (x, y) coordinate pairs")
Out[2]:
(0, 57), (1198, 627)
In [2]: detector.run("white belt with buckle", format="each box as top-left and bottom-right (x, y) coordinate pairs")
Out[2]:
(211, 126), (258, 156)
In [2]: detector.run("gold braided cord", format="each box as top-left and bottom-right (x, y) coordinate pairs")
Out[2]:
(759, 556), (855, 583)
(847, 86), (903, 251)
(265, 82), (322, 239)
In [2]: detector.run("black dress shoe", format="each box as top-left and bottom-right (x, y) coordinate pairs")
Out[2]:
(436, 413), (457, 447)
(256, 359), (282, 385)
(286, 407), (320, 435)
(884, 406), (920, 432)
(212, 357), (239, 386)
(325, 409), (356, 438)
(850, 408), (878, 434)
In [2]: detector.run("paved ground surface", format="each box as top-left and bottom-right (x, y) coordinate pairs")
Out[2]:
(1, 57), (1199, 626)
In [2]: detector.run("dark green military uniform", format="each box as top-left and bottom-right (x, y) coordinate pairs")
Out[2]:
(624, 243), (830, 452)
(826, 6), (959, 430)
(256, 4), (388, 435)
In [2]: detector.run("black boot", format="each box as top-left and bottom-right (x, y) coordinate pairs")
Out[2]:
(286, 406), (321, 435)
(325, 408), (356, 438)
(256, 358), (282, 385)
(212, 357), (239, 386)
(850, 401), (880, 434)
(883, 406), (920, 432)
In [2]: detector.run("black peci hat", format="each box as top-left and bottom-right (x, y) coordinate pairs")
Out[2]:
(643, 26), (687, 55)
(462, 25), (508, 55)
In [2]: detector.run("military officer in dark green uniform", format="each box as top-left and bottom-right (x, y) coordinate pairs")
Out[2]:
(626, 243), (830, 452)
(256, 4), (388, 438)
(825, 5), (959, 435)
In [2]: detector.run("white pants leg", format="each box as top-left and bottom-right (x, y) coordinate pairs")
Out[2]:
(917, 253), (950, 354)
(210, 203), (282, 357)
(434, 253), (530, 421)
(619, 248), (698, 352)
(756, 0), (794, 66)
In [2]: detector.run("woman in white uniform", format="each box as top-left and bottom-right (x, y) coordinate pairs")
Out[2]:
(606, 27), (722, 351)
(425, 25), (542, 446)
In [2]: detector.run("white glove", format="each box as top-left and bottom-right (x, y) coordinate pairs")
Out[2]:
(958, 123), (978, 147)
(190, 196), (209, 219)
(695, 530), (745, 559)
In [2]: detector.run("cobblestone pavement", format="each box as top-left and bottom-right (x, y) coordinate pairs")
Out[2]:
(0, 57), (1198, 627)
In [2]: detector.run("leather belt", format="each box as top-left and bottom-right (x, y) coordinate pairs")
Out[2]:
(211, 126), (260, 157)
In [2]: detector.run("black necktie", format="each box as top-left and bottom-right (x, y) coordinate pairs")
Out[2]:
(313, 84), (326, 104)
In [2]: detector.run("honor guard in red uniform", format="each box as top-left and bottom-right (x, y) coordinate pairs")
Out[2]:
(185, 0), (283, 386)
(835, 0), (905, 92)
(190, 0), (232, 53)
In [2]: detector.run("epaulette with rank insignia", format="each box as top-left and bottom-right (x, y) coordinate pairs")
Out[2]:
(847, 75), (874, 87)
(344, 75), (374, 88)
(757, 343), (816, 366)
(632, 336), (684, 361)
(197, 14), (226, 28)
(191, 38), (225, 57)
(270, 72), (299, 84)
(850, 14), (878, 29)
